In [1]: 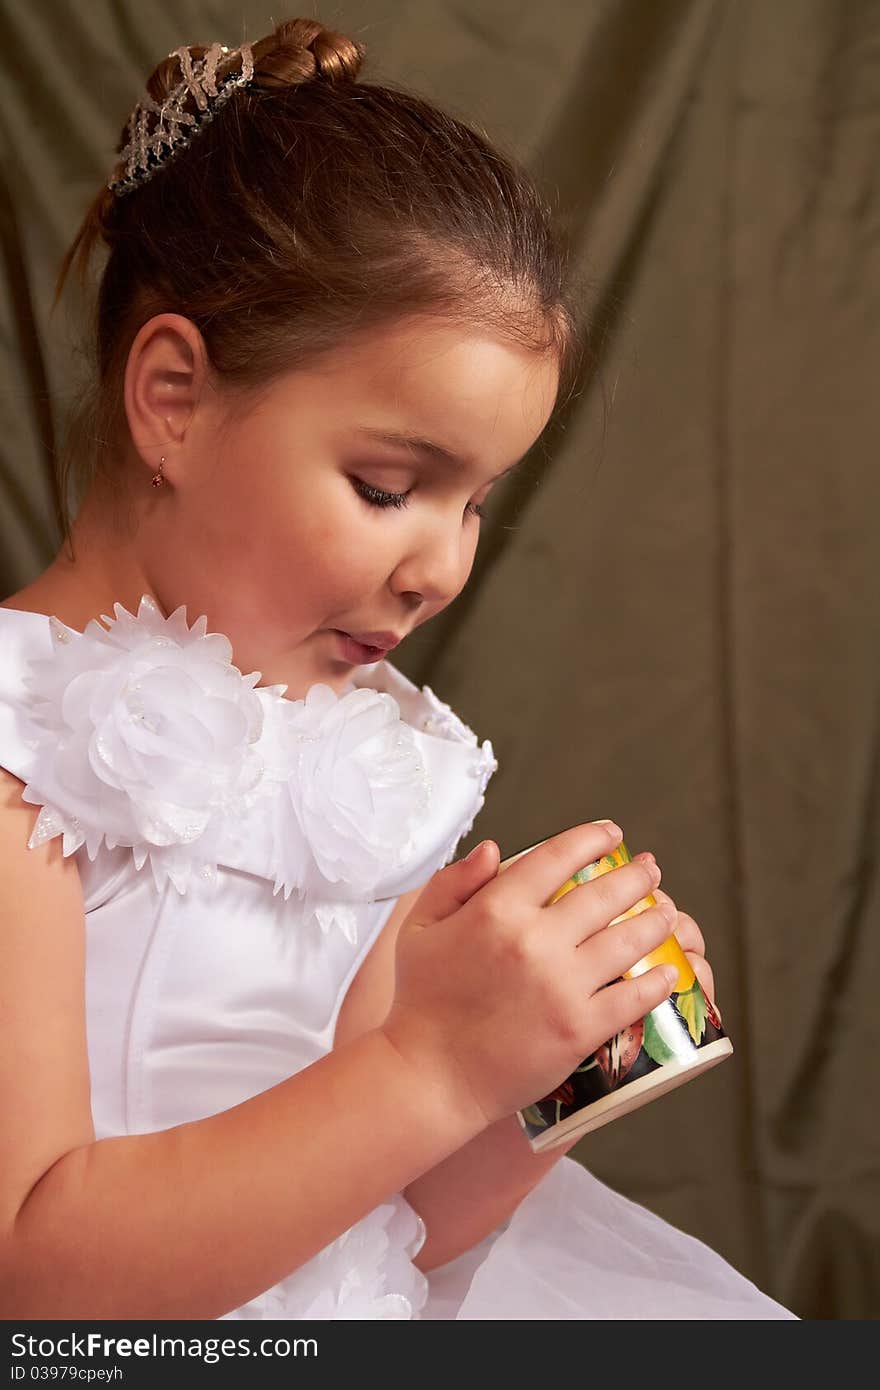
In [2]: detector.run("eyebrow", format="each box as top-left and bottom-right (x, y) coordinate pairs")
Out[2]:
(354, 427), (523, 480)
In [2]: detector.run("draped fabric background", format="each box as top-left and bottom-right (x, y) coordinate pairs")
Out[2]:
(1, 0), (878, 1320)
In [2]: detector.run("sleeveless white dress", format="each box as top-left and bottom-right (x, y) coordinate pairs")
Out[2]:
(0, 597), (795, 1320)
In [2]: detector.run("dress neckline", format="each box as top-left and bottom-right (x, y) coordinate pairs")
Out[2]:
(0, 595), (498, 903)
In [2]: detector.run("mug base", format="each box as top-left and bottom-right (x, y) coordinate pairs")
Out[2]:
(523, 1036), (734, 1153)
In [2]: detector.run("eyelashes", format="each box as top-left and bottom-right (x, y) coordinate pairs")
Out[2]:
(351, 478), (487, 520)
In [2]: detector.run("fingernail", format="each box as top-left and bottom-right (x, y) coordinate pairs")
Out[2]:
(597, 819), (622, 838)
(464, 840), (486, 864)
(662, 965), (678, 989)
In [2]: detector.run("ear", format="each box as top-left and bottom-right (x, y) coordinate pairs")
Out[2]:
(124, 313), (210, 485)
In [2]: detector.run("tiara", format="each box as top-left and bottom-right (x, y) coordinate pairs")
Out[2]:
(108, 42), (255, 197)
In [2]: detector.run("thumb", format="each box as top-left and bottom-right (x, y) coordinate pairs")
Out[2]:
(407, 839), (500, 929)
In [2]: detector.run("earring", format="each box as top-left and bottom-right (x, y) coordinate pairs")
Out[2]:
(151, 456), (166, 488)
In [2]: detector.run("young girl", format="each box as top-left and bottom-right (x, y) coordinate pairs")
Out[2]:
(0, 18), (794, 1320)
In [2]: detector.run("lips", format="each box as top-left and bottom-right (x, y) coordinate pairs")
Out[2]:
(341, 630), (401, 651)
(332, 631), (393, 665)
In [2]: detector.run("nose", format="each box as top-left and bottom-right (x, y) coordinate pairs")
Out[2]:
(389, 518), (473, 607)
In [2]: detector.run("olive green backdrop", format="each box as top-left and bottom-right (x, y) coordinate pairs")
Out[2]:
(2, 0), (878, 1320)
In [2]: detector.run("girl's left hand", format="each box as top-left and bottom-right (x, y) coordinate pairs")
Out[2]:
(652, 887), (719, 1019)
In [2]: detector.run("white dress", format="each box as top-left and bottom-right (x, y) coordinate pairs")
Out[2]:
(0, 597), (795, 1320)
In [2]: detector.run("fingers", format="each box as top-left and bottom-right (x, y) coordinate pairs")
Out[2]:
(495, 831), (721, 1017)
(578, 900), (680, 989)
(652, 889), (716, 1007)
(685, 951), (716, 1007)
(654, 888), (705, 957)
(547, 856), (662, 950)
(587, 963), (678, 1044)
(495, 820), (629, 905)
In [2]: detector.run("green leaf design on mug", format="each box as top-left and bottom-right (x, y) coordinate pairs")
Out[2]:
(675, 981), (708, 1045)
(643, 1011), (681, 1065)
(520, 1104), (548, 1128)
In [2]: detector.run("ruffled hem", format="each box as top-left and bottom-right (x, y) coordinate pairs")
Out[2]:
(218, 1194), (428, 1321)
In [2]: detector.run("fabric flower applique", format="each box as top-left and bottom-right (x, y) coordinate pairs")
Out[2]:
(222, 1197), (428, 1321)
(297, 1199), (429, 1319)
(268, 681), (432, 919)
(21, 596), (269, 894)
(420, 684), (498, 866)
(421, 683), (497, 796)
(17, 595), (493, 917)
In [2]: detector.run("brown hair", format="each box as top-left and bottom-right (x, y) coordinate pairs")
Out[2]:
(53, 16), (592, 546)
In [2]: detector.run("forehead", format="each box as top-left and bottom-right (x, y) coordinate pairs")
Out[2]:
(292, 314), (560, 461)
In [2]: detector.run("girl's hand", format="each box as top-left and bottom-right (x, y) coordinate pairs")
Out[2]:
(380, 822), (685, 1132)
(651, 885), (719, 1020)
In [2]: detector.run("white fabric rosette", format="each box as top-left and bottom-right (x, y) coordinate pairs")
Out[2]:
(421, 683), (498, 797)
(269, 681), (431, 927)
(220, 1196), (429, 1320)
(419, 683), (498, 863)
(21, 595), (267, 893)
(420, 683), (481, 745)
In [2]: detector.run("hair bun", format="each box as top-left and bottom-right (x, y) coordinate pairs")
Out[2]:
(250, 17), (365, 89)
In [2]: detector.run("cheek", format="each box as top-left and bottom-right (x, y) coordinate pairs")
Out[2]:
(284, 502), (388, 610)
(191, 447), (395, 606)
(311, 517), (385, 594)
(465, 526), (480, 567)
(189, 457), (273, 550)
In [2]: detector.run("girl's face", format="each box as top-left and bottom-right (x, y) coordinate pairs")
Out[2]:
(125, 312), (559, 698)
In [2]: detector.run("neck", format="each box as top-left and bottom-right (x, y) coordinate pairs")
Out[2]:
(2, 482), (157, 631)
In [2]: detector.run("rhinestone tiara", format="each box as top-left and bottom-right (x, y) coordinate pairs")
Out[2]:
(108, 42), (255, 198)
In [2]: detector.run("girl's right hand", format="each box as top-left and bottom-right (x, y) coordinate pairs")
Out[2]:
(380, 822), (678, 1130)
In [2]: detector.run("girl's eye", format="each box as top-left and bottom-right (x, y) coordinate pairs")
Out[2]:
(351, 478), (487, 520)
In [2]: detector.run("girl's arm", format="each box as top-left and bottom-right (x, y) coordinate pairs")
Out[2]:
(0, 771), (486, 1319)
(334, 880), (573, 1273)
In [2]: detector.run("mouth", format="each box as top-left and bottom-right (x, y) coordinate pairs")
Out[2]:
(330, 631), (397, 664)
